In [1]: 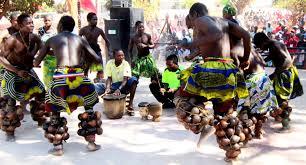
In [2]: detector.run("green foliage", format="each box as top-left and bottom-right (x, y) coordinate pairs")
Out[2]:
(181, 0), (197, 9)
(1, 0), (54, 15)
(219, 0), (254, 14)
(132, 0), (160, 21)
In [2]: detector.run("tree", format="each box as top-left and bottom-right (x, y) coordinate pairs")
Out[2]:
(0, 0), (54, 18)
(132, 0), (160, 21)
(180, 0), (197, 9)
(273, 0), (305, 25)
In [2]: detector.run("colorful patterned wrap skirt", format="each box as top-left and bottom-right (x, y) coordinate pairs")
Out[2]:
(237, 71), (278, 114)
(1, 69), (45, 101)
(45, 67), (98, 114)
(183, 58), (249, 102)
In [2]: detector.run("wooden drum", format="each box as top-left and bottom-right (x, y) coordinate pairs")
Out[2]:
(103, 94), (126, 119)
(148, 102), (163, 122)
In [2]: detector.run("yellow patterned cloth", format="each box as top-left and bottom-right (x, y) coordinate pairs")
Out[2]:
(183, 58), (248, 102)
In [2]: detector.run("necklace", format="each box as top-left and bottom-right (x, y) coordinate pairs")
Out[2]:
(18, 31), (31, 50)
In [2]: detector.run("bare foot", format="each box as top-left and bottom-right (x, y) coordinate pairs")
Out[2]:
(87, 142), (101, 151)
(224, 157), (238, 164)
(277, 127), (291, 133)
(197, 126), (215, 149)
(48, 145), (64, 156)
(6, 134), (16, 142)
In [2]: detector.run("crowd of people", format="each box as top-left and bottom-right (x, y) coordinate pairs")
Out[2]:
(0, 2), (305, 162)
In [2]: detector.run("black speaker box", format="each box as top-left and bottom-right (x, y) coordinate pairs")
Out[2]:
(110, 7), (144, 32)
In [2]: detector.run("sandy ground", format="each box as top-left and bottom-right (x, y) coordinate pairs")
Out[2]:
(0, 64), (305, 165)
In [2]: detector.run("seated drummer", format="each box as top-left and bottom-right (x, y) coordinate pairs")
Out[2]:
(149, 55), (182, 109)
(104, 49), (138, 116)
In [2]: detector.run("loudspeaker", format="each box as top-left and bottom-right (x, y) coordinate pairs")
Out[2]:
(105, 19), (130, 61)
(110, 7), (144, 32)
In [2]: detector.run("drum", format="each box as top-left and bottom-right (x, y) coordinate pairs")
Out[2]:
(103, 94), (126, 119)
(138, 102), (149, 120)
(148, 102), (163, 122)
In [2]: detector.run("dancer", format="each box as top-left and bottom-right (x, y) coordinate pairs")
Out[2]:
(0, 14), (46, 141)
(253, 32), (303, 132)
(35, 16), (103, 156)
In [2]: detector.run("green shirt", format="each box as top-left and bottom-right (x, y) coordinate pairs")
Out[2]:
(162, 67), (183, 90)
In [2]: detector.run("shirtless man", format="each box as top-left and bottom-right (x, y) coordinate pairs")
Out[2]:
(129, 21), (158, 79)
(7, 13), (19, 35)
(0, 14), (45, 141)
(178, 3), (251, 161)
(253, 32), (303, 132)
(35, 16), (103, 156)
(79, 12), (110, 74)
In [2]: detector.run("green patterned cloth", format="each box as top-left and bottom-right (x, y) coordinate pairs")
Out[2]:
(42, 55), (57, 88)
(223, 4), (237, 16)
(132, 54), (158, 78)
(272, 66), (303, 101)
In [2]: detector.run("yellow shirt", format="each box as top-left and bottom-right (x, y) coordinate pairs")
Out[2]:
(105, 59), (131, 83)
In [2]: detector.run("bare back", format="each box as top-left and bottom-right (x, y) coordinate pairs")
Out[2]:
(193, 16), (231, 58)
(192, 16), (250, 62)
(36, 32), (100, 68)
(267, 40), (292, 71)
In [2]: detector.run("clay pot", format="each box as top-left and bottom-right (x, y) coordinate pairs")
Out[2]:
(246, 134), (253, 140)
(64, 126), (68, 132)
(88, 120), (97, 127)
(16, 106), (23, 115)
(226, 149), (241, 159)
(239, 132), (246, 142)
(97, 128), (103, 135)
(230, 135), (240, 144)
(57, 127), (65, 134)
(216, 130), (226, 137)
(48, 126), (56, 134)
(18, 113), (24, 120)
(47, 133), (55, 140)
(15, 121), (21, 127)
(220, 137), (231, 146)
(178, 110), (187, 119)
(62, 133), (70, 140)
(6, 111), (17, 121)
(275, 108), (283, 114)
(0, 110), (6, 119)
(220, 120), (229, 129)
(54, 134), (62, 141)
(183, 123), (190, 130)
(191, 107), (200, 114)
(251, 117), (257, 124)
(243, 128), (249, 135)
(192, 115), (201, 124)
(1, 125), (7, 131)
(184, 116), (192, 123)
(81, 112), (89, 120)
(226, 128), (235, 137)
(232, 143), (240, 150)
(78, 114), (83, 120)
(95, 111), (102, 120)
(235, 127), (242, 135)
(81, 121), (88, 128)
(77, 129), (86, 136)
(6, 126), (15, 132)
(201, 117), (210, 126)
(190, 125), (199, 134)
(229, 118), (238, 127)
(60, 117), (67, 126)
(97, 120), (102, 127)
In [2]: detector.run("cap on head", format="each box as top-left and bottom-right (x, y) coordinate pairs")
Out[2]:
(223, 4), (236, 16)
